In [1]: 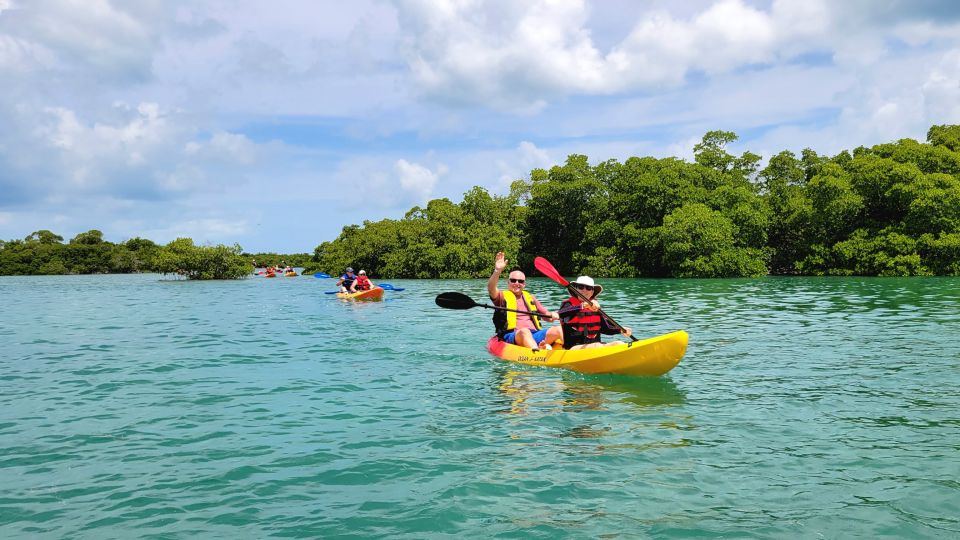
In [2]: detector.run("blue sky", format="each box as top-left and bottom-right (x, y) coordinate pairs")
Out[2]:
(1, 0), (959, 253)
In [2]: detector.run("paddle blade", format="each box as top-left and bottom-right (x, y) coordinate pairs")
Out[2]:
(324, 290), (339, 294)
(435, 292), (478, 310)
(534, 256), (569, 286)
(314, 272), (331, 278)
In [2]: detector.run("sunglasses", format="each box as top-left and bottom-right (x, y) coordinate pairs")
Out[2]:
(573, 284), (594, 291)
(509, 278), (525, 284)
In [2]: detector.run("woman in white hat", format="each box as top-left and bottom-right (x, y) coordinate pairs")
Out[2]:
(545, 275), (632, 350)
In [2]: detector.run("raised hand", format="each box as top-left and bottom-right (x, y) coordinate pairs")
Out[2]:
(494, 251), (508, 273)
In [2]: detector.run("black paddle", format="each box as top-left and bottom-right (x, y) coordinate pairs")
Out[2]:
(435, 292), (546, 317)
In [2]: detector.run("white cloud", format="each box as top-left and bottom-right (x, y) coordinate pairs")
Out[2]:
(893, 21), (960, 47)
(922, 49), (960, 123)
(3, 0), (960, 253)
(396, 0), (839, 110)
(150, 218), (250, 242)
(665, 135), (702, 162)
(612, 0), (782, 82)
(326, 155), (447, 212)
(29, 102), (184, 192)
(397, 0), (602, 111)
(0, 100), (264, 206)
(496, 141), (553, 185)
(185, 131), (257, 165)
(0, 33), (56, 72)
(396, 158), (445, 201)
(517, 141), (552, 169)
(0, 0), (160, 83)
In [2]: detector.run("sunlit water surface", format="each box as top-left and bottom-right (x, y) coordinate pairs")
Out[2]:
(1, 274), (959, 538)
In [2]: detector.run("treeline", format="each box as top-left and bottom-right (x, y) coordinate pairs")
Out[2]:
(310, 124), (960, 278)
(0, 230), (254, 279)
(246, 252), (312, 268)
(5, 125), (958, 279)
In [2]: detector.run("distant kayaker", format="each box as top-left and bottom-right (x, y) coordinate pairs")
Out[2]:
(488, 252), (559, 352)
(337, 267), (357, 293)
(547, 275), (632, 350)
(352, 270), (375, 292)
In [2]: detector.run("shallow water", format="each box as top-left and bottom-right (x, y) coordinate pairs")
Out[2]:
(1, 274), (959, 538)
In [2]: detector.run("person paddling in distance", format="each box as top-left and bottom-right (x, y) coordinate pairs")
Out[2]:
(545, 275), (632, 350)
(488, 252), (560, 351)
(351, 269), (375, 292)
(337, 267), (357, 293)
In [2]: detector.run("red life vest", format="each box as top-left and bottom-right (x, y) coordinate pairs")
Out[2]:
(563, 297), (602, 345)
(355, 275), (371, 291)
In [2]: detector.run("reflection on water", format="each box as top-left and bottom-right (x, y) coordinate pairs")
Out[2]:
(490, 366), (694, 453)
(562, 372), (687, 409)
(493, 366), (686, 414)
(496, 369), (533, 415)
(493, 365), (685, 410)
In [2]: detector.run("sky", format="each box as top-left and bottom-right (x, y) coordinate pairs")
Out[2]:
(1, 0), (960, 253)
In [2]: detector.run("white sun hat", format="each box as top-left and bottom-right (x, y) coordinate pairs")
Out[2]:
(571, 275), (602, 296)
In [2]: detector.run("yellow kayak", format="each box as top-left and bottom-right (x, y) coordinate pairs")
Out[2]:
(486, 330), (688, 376)
(336, 287), (385, 301)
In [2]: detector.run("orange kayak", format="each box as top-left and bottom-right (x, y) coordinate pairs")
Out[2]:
(336, 287), (384, 301)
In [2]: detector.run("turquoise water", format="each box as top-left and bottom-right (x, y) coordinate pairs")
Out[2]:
(2, 274), (959, 538)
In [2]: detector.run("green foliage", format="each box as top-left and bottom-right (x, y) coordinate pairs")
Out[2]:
(801, 148), (829, 181)
(38, 257), (69, 275)
(154, 238), (250, 280)
(25, 230), (64, 244)
(576, 245), (635, 277)
(694, 130), (738, 172)
(806, 164), (864, 243)
(658, 203), (767, 277)
(70, 229), (105, 245)
(918, 233), (960, 275)
(761, 152), (814, 273)
(307, 187), (522, 278)
(520, 155), (604, 275)
(927, 124), (960, 152)
(244, 251), (311, 268)
(305, 123), (960, 279)
(828, 229), (929, 276)
(902, 174), (960, 234)
(0, 230), (254, 279)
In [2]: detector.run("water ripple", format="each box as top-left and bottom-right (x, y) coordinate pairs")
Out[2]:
(0, 274), (958, 537)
